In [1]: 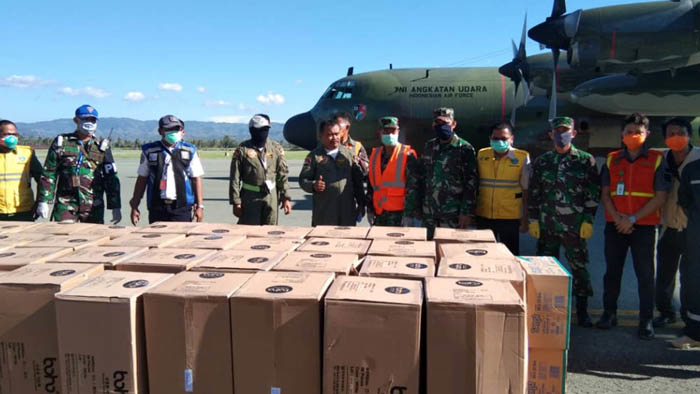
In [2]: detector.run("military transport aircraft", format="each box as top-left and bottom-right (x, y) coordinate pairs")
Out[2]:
(283, 0), (700, 156)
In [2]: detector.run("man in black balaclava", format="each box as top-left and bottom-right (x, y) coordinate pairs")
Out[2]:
(229, 114), (292, 224)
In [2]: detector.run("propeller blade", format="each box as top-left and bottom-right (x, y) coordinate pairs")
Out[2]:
(518, 14), (528, 59)
(552, 0), (567, 18)
(512, 40), (518, 59)
(549, 49), (560, 120)
(518, 69), (531, 106)
(510, 81), (520, 125)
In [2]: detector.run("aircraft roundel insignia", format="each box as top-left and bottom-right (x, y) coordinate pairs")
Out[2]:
(353, 104), (367, 121)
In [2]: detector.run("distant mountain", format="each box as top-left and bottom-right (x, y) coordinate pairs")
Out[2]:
(13, 118), (285, 142)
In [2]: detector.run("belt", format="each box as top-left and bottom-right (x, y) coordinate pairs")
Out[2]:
(242, 182), (262, 192)
(162, 199), (176, 204)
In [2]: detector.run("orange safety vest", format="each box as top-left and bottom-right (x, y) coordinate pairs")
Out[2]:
(605, 149), (663, 225)
(369, 144), (414, 215)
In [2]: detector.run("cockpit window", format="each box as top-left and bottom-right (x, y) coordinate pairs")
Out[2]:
(323, 80), (355, 100)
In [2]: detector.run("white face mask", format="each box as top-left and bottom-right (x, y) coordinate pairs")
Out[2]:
(78, 120), (97, 135)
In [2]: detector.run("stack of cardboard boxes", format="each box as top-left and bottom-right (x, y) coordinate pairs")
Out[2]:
(0, 221), (572, 394)
(518, 256), (572, 394)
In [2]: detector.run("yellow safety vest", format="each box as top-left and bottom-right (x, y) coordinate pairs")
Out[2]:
(476, 147), (528, 220)
(0, 146), (36, 214)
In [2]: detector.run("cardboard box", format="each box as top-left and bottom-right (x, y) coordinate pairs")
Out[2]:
(102, 232), (187, 248)
(191, 250), (287, 273)
(246, 225), (312, 239)
(0, 232), (49, 250)
(0, 247), (75, 271)
(426, 277), (526, 394)
(324, 276), (422, 394)
(298, 237), (371, 256)
(18, 234), (110, 251)
(366, 226), (427, 241)
(72, 224), (135, 239)
(433, 228), (496, 243)
(134, 221), (194, 234)
(231, 271), (334, 394)
(438, 257), (526, 299)
(368, 239), (437, 259)
(359, 255), (435, 280)
(527, 348), (567, 394)
(173, 234), (246, 250)
(273, 251), (359, 275)
(144, 271), (254, 394)
(517, 257), (572, 350)
(55, 271), (172, 394)
(0, 263), (103, 394)
(31, 222), (97, 235)
(187, 223), (251, 236)
(307, 225), (370, 239)
(0, 221), (42, 234)
(48, 246), (149, 269)
(117, 248), (217, 273)
(230, 237), (302, 253)
(438, 241), (514, 261)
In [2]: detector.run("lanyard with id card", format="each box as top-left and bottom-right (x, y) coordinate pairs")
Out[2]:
(616, 171), (626, 195)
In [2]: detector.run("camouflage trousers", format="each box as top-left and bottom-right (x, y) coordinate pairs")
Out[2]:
(425, 216), (460, 241)
(51, 200), (105, 224)
(374, 211), (403, 227)
(538, 231), (593, 297)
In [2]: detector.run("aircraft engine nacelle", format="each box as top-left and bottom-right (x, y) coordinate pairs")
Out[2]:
(568, 39), (599, 71)
(571, 74), (700, 117)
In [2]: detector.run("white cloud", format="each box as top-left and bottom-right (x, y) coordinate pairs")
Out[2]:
(205, 99), (232, 107)
(124, 91), (145, 102)
(196, 87), (206, 93)
(209, 115), (250, 123)
(0, 75), (52, 88)
(158, 83), (183, 92)
(256, 92), (285, 105)
(59, 86), (111, 98)
(238, 103), (254, 111)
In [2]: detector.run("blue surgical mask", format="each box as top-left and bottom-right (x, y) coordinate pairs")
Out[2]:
(381, 133), (399, 146)
(434, 124), (454, 140)
(2, 135), (18, 150)
(490, 139), (510, 153)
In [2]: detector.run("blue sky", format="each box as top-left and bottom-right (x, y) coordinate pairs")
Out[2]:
(1, 0), (643, 123)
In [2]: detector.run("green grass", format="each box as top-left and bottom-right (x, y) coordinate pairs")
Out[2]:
(35, 149), (310, 160)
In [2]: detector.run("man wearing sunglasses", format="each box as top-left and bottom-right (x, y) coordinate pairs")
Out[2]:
(0, 120), (43, 221)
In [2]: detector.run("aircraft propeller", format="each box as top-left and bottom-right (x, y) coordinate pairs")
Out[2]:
(498, 15), (531, 125)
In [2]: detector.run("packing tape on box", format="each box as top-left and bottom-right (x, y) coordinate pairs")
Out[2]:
(185, 369), (193, 392)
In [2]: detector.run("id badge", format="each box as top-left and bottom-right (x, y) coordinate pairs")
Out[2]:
(160, 179), (167, 191)
(72, 175), (81, 188)
(616, 182), (625, 196)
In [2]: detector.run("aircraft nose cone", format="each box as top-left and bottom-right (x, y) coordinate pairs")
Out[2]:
(284, 111), (317, 150)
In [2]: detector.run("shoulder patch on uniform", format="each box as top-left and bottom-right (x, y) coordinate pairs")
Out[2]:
(180, 150), (191, 160)
(247, 149), (257, 158)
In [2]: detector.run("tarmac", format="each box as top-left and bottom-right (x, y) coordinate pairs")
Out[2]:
(42, 154), (700, 393)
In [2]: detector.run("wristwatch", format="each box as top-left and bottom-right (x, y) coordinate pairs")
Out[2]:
(629, 215), (636, 224)
(195, 204), (205, 210)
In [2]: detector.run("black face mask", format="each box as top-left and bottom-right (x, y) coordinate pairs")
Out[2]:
(250, 127), (269, 148)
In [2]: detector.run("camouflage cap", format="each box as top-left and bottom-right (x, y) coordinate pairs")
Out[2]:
(378, 116), (399, 128)
(549, 116), (574, 129)
(433, 107), (455, 122)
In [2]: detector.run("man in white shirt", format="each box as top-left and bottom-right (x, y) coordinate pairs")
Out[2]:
(129, 115), (205, 224)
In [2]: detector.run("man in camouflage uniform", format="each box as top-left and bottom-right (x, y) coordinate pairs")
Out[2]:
(35, 105), (121, 223)
(367, 116), (420, 226)
(404, 107), (478, 239)
(528, 116), (600, 327)
(299, 121), (365, 226)
(230, 114), (292, 225)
